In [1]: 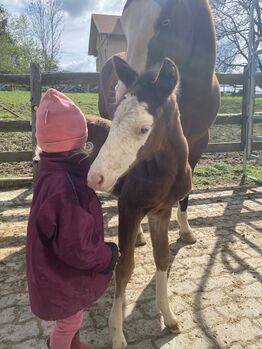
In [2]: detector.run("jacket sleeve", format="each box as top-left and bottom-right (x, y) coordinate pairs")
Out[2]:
(54, 199), (114, 272)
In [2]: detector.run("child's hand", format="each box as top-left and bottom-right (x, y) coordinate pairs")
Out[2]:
(100, 242), (119, 275)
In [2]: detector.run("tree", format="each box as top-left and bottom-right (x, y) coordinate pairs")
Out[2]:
(0, 5), (17, 73)
(211, 0), (262, 72)
(0, 4), (13, 43)
(8, 15), (44, 72)
(0, 8), (43, 73)
(26, 0), (64, 71)
(0, 4), (9, 36)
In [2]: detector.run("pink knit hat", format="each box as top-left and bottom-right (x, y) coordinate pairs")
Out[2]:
(36, 88), (88, 153)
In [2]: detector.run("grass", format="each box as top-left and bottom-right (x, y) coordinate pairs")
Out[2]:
(220, 95), (262, 114)
(0, 91), (261, 187)
(0, 91), (31, 120)
(1, 91), (262, 118)
(0, 91), (99, 120)
(194, 163), (261, 187)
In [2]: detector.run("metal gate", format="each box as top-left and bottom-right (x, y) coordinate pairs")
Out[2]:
(243, 0), (262, 183)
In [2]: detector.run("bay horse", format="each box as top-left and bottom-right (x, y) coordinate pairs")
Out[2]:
(88, 57), (192, 349)
(98, 0), (220, 244)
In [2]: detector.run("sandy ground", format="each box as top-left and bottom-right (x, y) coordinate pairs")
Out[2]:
(0, 185), (261, 349)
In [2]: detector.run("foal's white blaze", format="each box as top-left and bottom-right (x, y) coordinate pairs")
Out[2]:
(121, 0), (161, 74)
(115, 1), (161, 103)
(156, 270), (178, 330)
(88, 95), (153, 192)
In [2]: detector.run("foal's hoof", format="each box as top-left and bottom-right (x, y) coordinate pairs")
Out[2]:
(112, 334), (127, 349)
(135, 232), (147, 247)
(179, 230), (197, 244)
(166, 321), (181, 335)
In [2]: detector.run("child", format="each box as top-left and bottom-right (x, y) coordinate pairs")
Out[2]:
(26, 89), (118, 349)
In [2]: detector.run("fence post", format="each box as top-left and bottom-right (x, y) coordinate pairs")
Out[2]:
(241, 65), (248, 151)
(30, 63), (41, 181)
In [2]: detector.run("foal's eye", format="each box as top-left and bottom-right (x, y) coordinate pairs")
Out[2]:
(140, 127), (150, 135)
(161, 19), (170, 27)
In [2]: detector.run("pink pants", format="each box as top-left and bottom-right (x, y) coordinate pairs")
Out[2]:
(50, 310), (84, 349)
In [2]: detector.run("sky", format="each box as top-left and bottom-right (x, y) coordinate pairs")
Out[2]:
(1, 0), (126, 72)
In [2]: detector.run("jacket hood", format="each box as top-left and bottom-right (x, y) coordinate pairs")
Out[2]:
(39, 151), (91, 178)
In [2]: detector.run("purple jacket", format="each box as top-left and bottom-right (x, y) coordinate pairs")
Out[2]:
(26, 152), (114, 321)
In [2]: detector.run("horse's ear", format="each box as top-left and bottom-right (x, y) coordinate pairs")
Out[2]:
(153, 58), (179, 98)
(113, 56), (138, 88)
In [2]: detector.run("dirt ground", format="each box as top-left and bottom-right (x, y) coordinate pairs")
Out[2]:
(0, 185), (261, 349)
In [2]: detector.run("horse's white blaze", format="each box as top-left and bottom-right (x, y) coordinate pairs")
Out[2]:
(109, 296), (127, 349)
(177, 205), (192, 234)
(88, 95), (153, 192)
(121, 0), (161, 74)
(156, 270), (177, 327)
(114, 1), (161, 102)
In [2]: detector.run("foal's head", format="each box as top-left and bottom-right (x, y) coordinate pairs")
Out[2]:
(88, 56), (180, 192)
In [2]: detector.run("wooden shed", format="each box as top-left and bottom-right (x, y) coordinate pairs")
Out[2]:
(88, 14), (127, 72)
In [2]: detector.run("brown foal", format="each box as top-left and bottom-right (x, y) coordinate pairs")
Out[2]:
(88, 57), (192, 349)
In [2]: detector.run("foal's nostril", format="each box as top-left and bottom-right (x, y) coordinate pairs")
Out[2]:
(97, 175), (104, 186)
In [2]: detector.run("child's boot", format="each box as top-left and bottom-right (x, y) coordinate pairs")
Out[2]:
(71, 331), (95, 349)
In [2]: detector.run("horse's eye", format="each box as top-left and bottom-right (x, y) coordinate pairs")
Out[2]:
(140, 127), (150, 135)
(161, 19), (170, 27)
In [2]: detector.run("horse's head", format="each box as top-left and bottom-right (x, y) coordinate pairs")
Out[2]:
(115, 0), (215, 103)
(88, 56), (179, 192)
(121, 0), (194, 73)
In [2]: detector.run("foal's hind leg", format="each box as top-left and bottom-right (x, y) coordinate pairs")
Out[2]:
(135, 224), (146, 246)
(177, 196), (196, 244)
(178, 135), (210, 244)
(148, 210), (180, 334)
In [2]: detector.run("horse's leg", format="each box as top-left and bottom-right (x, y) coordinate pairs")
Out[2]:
(148, 210), (180, 334)
(109, 206), (142, 349)
(177, 195), (196, 243)
(177, 134), (209, 244)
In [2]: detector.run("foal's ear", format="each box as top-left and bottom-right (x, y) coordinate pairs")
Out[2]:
(113, 56), (138, 88)
(154, 58), (179, 98)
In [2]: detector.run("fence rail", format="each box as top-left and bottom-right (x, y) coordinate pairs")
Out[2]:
(2, 113), (262, 132)
(0, 65), (262, 177)
(2, 71), (262, 87)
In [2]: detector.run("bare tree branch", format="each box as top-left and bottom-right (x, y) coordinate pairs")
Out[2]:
(211, 0), (261, 72)
(26, 0), (64, 71)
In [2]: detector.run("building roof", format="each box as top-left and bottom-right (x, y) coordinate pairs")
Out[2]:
(92, 14), (122, 34)
(88, 14), (125, 56)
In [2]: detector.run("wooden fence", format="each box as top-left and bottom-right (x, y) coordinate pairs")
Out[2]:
(0, 64), (262, 185)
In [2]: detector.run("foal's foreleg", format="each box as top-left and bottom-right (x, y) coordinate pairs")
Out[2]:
(177, 196), (196, 243)
(109, 264), (130, 349)
(148, 211), (180, 334)
(109, 207), (142, 349)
